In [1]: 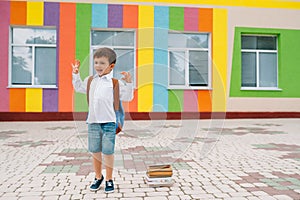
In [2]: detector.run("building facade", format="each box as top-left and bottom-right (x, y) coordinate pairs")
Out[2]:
(0, 0), (299, 120)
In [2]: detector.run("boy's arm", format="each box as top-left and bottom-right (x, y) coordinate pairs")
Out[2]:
(119, 71), (134, 101)
(71, 59), (87, 94)
(119, 80), (134, 102)
(72, 73), (88, 94)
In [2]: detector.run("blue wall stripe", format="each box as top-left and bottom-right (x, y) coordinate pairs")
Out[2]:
(92, 4), (108, 28)
(153, 6), (169, 112)
(154, 6), (169, 29)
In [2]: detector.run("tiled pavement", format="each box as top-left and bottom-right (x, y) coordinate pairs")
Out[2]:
(0, 118), (299, 200)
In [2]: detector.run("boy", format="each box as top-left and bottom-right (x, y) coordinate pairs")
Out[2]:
(72, 47), (133, 193)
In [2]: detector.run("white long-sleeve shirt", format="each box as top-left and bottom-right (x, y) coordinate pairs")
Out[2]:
(72, 72), (133, 123)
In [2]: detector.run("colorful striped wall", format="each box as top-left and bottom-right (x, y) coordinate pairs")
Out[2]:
(0, 1), (228, 114)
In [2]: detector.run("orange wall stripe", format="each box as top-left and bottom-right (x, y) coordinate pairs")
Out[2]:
(128, 89), (138, 112)
(9, 2), (26, 112)
(198, 8), (213, 112)
(199, 8), (213, 32)
(127, 32), (138, 112)
(198, 90), (212, 112)
(9, 89), (26, 112)
(123, 5), (138, 28)
(58, 3), (76, 112)
(123, 5), (138, 112)
(10, 1), (27, 25)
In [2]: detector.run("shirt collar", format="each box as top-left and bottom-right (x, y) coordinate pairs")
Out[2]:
(94, 71), (113, 80)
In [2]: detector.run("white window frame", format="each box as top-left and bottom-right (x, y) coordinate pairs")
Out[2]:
(168, 31), (212, 90)
(8, 26), (57, 88)
(241, 34), (280, 91)
(90, 28), (136, 87)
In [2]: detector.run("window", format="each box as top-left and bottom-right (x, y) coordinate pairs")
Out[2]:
(9, 27), (57, 87)
(241, 35), (278, 88)
(168, 32), (211, 89)
(91, 30), (135, 84)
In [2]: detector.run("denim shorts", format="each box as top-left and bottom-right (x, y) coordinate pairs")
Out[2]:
(88, 122), (116, 155)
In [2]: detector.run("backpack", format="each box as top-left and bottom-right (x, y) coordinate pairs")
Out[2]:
(87, 76), (124, 134)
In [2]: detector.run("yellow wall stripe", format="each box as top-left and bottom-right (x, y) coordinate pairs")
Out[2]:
(26, 88), (43, 112)
(27, 2), (44, 25)
(138, 6), (154, 112)
(212, 8), (227, 112)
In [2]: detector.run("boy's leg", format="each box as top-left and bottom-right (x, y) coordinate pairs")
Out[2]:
(101, 122), (116, 193)
(103, 154), (114, 180)
(101, 122), (116, 180)
(88, 123), (104, 191)
(93, 152), (102, 179)
(88, 123), (103, 179)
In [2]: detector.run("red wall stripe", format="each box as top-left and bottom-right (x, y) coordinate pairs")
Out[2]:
(58, 3), (76, 112)
(123, 5), (138, 112)
(123, 5), (138, 28)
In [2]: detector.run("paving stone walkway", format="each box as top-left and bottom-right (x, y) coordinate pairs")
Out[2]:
(0, 118), (299, 200)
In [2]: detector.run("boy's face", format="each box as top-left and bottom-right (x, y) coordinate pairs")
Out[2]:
(94, 56), (114, 77)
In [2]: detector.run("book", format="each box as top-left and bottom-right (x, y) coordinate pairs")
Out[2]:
(146, 164), (173, 178)
(145, 176), (174, 187)
(145, 175), (173, 182)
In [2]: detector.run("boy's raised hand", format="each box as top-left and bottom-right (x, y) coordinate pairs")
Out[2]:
(120, 71), (132, 83)
(72, 59), (80, 74)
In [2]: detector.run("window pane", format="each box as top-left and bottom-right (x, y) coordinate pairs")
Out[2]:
(189, 51), (208, 86)
(113, 49), (134, 83)
(113, 31), (134, 46)
(91, 31), (113, 46)
(257, 36), (276, 50)
(168, 33), (186, 48)
(169, 33), (208, 48)
(12, 27), (56, 44)
(186, 34), (208, 48)
(242, 52), (256, 87)
(242, 36), (257, 49)
(92, 31), (134, 46)
(259, 52), (277, 87)
(11, 46), (32, 85)
(242, 36), (276, 50)
(169, 51), (185, 85)
(35, 47), (56, 85)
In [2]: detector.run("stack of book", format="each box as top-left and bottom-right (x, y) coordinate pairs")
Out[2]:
(145, 164), (174, 187)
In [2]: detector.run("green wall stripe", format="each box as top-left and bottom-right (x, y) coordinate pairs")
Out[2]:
(230, 27), (300, 98)
(168, 90), (184, 112)
(169, 7), (184, 31)
(75, 3), (92, 112)
(168, 7), (184, 112)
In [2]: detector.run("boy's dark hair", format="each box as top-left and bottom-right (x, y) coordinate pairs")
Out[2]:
(93, 47), (117, 64)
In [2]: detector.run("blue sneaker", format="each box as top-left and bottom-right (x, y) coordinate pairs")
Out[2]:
(90, 175), (104, 191)
(105, 180), (114, 193)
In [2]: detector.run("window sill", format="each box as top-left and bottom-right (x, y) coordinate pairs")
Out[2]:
(7, 85), (58, 89)
(241, 87), (282, 91)
(168, 86), (212, 90)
